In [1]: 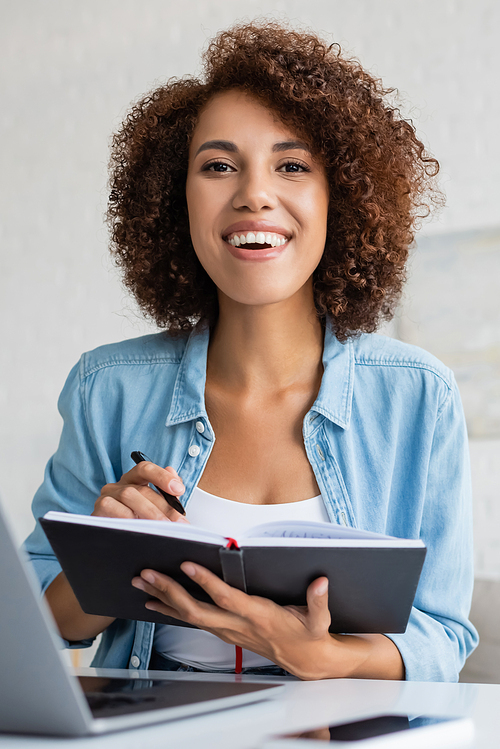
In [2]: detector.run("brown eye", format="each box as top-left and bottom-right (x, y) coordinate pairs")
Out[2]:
(278, 161), (311, 173)
(203, 161), (235, 173)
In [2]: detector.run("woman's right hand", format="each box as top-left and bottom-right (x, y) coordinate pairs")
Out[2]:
(92, 462), (187, 522)
(47, 461), (187, 643)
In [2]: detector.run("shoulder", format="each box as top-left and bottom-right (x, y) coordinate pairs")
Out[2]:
(58, 332), (193, 424)
(351, 333), (454, 391)
(78, 332), (189, 380)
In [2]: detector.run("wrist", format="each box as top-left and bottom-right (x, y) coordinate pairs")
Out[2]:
(285, 636), (349, 681)
(333, 634), (405, 680)
(290, 634), (404, 681)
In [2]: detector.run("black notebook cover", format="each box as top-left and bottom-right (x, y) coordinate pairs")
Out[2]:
(40, 518), (426, 634)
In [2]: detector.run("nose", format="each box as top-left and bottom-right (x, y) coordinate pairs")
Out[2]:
(231, 167), (278, 212)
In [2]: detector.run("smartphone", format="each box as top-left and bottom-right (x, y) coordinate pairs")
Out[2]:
(263, 714), (474, 748)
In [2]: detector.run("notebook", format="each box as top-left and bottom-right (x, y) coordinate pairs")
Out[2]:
(40, 512), (426, 634)
(0, 501), (283, 737)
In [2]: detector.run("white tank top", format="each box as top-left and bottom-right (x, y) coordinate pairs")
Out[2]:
(154, 486), (330, 670)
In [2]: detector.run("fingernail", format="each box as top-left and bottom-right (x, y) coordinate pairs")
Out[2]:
(142, 571), (155, 584)
(132, 578), (145, 590)
(169, 479), (185, 495)
(176, 516), (190, 524)
(181, 562), (196, 577)
(316, 580), (328, 596)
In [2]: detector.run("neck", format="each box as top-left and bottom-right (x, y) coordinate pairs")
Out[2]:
(207, 285), (324, 395)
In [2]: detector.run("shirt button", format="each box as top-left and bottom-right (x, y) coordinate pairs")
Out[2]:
(195, 421), (205, 434)
(188, 445), (201, 457)
(315, 444), (325, 461)
(130, 656), (140, 668)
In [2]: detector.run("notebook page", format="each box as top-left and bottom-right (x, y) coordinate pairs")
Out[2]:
(43, 511), (226, 545)
(240, 519), (398, 541)
(239, 536), (425, 547)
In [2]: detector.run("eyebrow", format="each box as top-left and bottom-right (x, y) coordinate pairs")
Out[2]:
(195, 139), (311, 157)
(272, 140), (311, 154)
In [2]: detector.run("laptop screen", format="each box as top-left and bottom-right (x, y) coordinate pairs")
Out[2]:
(78, 675), (279, 719)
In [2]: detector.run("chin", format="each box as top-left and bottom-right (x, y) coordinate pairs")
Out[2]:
(223, 292), (301, 309)
(216, 273), (316, 309)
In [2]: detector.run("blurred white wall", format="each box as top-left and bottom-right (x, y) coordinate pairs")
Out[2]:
(1, 0), (499, 579)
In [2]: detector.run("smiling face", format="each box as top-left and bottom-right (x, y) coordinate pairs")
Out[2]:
(186, 90), (329, 309)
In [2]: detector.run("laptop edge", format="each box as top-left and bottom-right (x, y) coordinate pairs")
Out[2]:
(0, 501), (282, 737)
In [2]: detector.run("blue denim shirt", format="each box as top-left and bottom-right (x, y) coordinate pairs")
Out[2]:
(24, 322), (478, 681)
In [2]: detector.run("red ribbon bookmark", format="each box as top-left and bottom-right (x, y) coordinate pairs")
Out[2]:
(235, 646), (243, 674)
(225, 538), (243, 672)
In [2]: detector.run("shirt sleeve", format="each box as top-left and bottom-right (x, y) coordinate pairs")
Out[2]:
(386, 376), (479, 681)
(23, 358), (109, 648)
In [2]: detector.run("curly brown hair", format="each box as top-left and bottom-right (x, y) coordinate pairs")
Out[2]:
(107, 21), (441, 340)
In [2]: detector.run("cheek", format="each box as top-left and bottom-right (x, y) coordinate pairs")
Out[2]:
(300, 186), (329, 257)
(312, 182), (330, 231)
(185, 187), (221, 280)
(186, 179), (225, 252)
(185, 180), (204, 242)
(294, 175), (329, 224)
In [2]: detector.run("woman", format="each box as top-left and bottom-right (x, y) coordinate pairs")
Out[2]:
(25, 21), (478, 681)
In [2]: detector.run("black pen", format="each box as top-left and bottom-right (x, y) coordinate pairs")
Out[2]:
(130, 451), (186, 516)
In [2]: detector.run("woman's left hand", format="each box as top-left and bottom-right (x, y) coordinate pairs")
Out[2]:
(131, 563), (336, 680)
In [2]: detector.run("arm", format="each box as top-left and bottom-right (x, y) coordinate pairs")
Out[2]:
(326, 634), (404, 681)
(24, 360), (108, 647)
(24, 359), (186, 644)
(43, 460), (187, 642)
(45, 572), (115, 642)
(386, 377), (478, 681)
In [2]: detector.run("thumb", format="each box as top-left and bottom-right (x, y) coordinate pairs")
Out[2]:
(306, 577), (331, 636)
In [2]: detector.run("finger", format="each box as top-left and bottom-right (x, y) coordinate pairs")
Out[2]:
(98, 484), (173, 521)
(92, 495), (136, 519)
(145, 599), (186, 620)
(121, 462), (185, 498)
(131, 575), (185, 620)
(180, 562), (249, 614)
(134, 570), (238, 629)
(130, 485), (188, 523)
(98, 482), (187, 522)
(305, 577), (331, 637)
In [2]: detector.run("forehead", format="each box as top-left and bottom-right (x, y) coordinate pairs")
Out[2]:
(190, 90), (303, 147)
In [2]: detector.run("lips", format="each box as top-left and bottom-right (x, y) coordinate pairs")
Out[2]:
(222, 221), (291, 256)
(225, 242), (288, 261)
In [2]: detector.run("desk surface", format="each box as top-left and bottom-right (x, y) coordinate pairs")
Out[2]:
(1, 668), (499, 748)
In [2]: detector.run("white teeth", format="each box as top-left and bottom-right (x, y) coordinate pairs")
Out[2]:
(226, 231), (289, 247)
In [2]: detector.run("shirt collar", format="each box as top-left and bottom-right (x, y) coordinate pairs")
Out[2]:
(313, 322), (354, 429)
(165, 324), (210, 427)
(166, 319), (354, 430)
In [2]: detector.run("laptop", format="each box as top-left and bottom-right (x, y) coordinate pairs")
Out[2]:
(0, 502), (283, 737)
